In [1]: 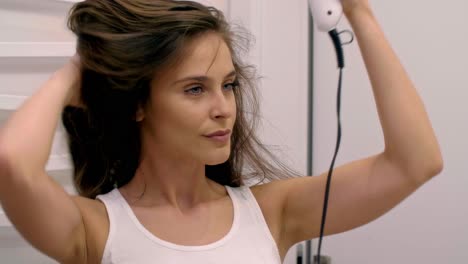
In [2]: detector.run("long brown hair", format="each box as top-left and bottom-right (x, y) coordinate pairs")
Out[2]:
(62, 0), (300, 199)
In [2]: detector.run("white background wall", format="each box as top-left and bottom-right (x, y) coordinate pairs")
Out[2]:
(312, 1), (468, 263)
(2, 0), (466, 263)
(0, 0), (74, 263)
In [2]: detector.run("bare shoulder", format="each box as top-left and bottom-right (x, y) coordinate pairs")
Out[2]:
(250, 178), (302, 211)
(71, 195), (107, 217)
(71, 195), (109, 264)
(250, 179), (291, 210)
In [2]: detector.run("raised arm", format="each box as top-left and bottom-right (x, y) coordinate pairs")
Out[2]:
(275, 1), (444, 247)
(0, 55), (87, 263)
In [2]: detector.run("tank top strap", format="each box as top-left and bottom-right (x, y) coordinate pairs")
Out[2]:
(226, 185), (278, 244)
(96, 189), (122, 263)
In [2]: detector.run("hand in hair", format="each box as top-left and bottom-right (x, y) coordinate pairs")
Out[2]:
(62, 53), (84, 108)
(341, 0), (371, 16)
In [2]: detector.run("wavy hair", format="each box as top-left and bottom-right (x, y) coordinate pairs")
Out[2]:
(62, 0), (300, 199)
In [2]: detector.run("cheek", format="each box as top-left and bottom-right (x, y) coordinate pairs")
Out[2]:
(232, 99), (237, 118)
(155, 102), (203, 137)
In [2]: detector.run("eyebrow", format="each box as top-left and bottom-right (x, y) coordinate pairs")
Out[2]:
(172, 70), (237, 85)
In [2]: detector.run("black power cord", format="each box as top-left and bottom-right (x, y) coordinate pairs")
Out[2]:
(315, 28), (354, 264)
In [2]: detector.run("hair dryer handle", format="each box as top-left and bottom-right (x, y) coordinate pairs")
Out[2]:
(309, 0), (343, 32)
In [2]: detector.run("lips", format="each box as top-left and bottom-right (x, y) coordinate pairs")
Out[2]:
(205, 129), (231, 137)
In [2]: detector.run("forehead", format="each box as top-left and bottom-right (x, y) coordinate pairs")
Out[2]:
(168, 33), (235, 79)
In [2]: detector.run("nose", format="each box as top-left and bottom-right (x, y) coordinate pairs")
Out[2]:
(210, 89), (235, 119)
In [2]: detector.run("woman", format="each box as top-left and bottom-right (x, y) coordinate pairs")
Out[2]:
(0, 0), (443, 263)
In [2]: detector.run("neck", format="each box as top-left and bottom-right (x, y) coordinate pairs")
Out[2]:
(120, 153), (224, 212)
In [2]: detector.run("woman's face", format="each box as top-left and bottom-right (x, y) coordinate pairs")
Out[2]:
(139, 33), (237, 166)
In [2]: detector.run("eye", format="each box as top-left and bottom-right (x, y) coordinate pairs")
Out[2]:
(185, 86), (204, 95)
(224, 80), (240, 91)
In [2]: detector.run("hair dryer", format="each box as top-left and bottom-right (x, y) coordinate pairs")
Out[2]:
(309, 0), (343, 32)
(309, 0), (348, 69)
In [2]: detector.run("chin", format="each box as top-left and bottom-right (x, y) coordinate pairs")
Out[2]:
(204, 150), (231, 165)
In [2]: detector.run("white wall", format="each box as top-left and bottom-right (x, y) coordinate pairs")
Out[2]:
(312, 1), (468, 263)
(229, 0), (309, 174)
(0, 0), (74, 262)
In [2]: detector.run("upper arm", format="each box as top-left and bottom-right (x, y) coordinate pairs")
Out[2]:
(280, 152), (440, 246)
(0, 159), (87, 263)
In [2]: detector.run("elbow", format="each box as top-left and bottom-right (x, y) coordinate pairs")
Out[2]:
(0, 140), (15, 174)
(0, 145), (16, 175)
(425, 143), (445, 178)
(0, 140), (23, 186)
(385, 150), (444, 184)
(0, 143), (12, 176)
(427, 155), (444, 178)
(0, 134), (14, 168)
(0, 149), (15, 196)
(416, 154), (444, 184)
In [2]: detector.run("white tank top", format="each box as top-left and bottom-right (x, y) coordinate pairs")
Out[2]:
(96, 185), (282, 264)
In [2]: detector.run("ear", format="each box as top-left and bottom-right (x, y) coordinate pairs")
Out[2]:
(135, 104), (145, 122)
